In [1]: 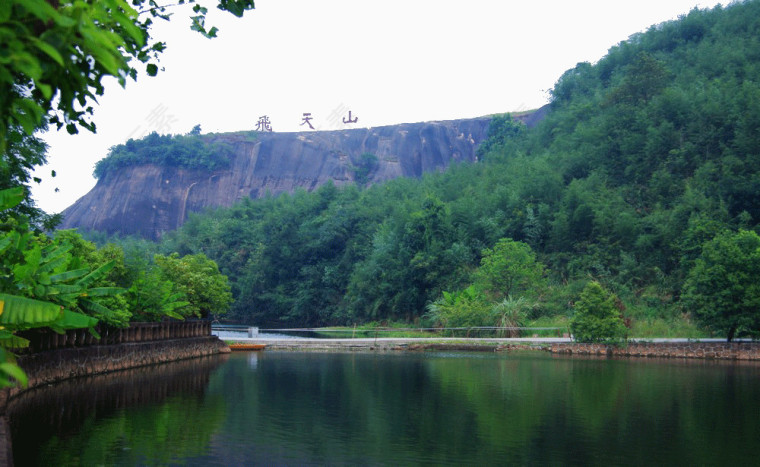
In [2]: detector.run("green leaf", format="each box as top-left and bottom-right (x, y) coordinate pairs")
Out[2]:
(29, 37), (64, 66)
(46, 285), (83, 295)
(85, 287), (126, 297)
(0, 2), (11, 22)
(146, 63), (158, 76)
(49, 309), (98, 332)
(0, 294), (63, 329)
(217, 0), (255, 18)
(110, 7), (145, 46)
(162, 310), (185, 320)
(13, 98), (45, 134)
(79, 298), (116, 318)
(76, 261), (115, 288)
(49, 268), (90, 284)
(88, 327), (101, 339)
(0, 186), (24, 210)
(0, 332), (31, 350)
(0, 235), (12, 255)
(0, 362), (28, 388)
(17, 0), (60, 23)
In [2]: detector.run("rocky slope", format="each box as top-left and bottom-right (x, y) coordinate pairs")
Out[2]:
(60, 113), (540, 240)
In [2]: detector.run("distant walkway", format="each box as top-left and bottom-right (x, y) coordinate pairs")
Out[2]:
(218, 335), (562, 351)
(214, 334), (749, 351)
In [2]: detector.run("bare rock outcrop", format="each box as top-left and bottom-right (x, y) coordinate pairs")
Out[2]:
(60, 117), (496, 239)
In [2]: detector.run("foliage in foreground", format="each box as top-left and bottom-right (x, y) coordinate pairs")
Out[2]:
(0, 0), (253, 388)
(0, 187), (101, 386)
(0, 0), (255, 153)
(0, 187), (232, 387)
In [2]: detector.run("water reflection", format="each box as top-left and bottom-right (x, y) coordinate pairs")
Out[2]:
(8, 351), (760, 466)
(7, 354), (228, 466)
(247, 351), (259, 369)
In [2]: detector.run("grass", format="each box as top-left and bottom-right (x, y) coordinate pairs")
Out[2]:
(314, 322), (435, 338)
(312, 318), (572, 339)
(248, 312), (712, 341)
(628, 316), (709, 339)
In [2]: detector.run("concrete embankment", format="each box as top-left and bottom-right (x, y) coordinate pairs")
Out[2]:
(229, 337), (564, 352)
(1, 336), (229, 408)
(552, 341), (760, 360)
(230, 337), (760, 361)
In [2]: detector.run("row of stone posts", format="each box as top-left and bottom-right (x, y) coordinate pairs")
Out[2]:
(16, 321), (212, 354)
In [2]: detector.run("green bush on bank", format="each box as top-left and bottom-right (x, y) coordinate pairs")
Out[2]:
(570, 282), (628, 344)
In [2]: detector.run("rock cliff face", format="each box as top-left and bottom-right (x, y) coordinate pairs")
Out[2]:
(60, 117), (495, 239)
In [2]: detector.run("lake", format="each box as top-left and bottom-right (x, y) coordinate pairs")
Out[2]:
(7, 350), (760, 465)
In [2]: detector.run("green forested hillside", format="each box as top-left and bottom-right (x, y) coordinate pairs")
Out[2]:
(156, 2), (760, 335)
(93, 129), (233, 179)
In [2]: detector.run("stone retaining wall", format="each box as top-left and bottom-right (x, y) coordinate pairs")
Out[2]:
(17, 321), (212, 353)
(1, 336), (230, 407)
(551, 342), (760, 360)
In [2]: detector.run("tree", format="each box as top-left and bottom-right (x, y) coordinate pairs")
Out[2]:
(1, 125), (60, 228)
(154, 253), (232, 319)
(0, 187), (109, 386)
(474, 238), (545, 299)
(683, 230), (760, 341)
(605, 52), (670, 106)
(476, 113), (524, 157)
(0, 0), (255, 152)
(570, 281), (627, 344)
(352, 152), (378, 187)
(425, 285), (489, 329)
(126, 268), (190, 322)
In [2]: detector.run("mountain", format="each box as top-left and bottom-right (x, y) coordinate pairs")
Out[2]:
(155, 1), (760, 328)
(60, 115), (535, 240)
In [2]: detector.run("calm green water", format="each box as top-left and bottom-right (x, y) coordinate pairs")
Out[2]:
(8, 351), (760, 466)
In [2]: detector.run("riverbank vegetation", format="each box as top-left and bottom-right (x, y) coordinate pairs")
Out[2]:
(1, 187), (232, 383)
(145, 2), (760, 340)
(0, 0), (253, 386)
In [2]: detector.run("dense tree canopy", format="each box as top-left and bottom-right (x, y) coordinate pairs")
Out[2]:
(150, 1), (760, 334)
(154, 252), (232, 319)
(475, 238), (545, 300)
(683, 230), (760, 341)
(94, 132), (233, 179)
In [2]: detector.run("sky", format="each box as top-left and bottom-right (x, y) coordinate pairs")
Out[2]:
(32, 0), (724, 213)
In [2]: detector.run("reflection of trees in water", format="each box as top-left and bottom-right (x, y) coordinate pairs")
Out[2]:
(427, 355), (760, 466)
(212, 352), (760, 466)
(5, 352), (760, 465)
(7, 354), (228, 466)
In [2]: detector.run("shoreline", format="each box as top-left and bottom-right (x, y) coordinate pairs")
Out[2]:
(225, 336), (760, 361)
(0, 336), (230, 410)
(4, 336), (759, 409)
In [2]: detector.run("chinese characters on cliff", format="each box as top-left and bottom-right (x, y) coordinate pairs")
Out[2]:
(255, 108), (359, 132)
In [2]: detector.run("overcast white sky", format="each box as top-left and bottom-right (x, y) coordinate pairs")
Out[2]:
(32, 0), (723, 213)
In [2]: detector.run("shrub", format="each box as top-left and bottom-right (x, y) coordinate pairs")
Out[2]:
(570, 281), (627, 343)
